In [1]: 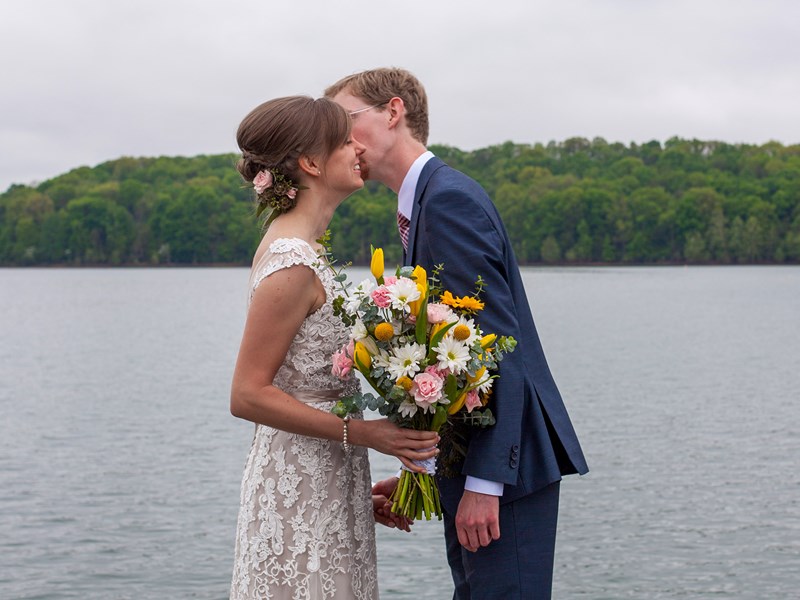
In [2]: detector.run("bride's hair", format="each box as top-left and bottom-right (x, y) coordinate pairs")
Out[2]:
(236, 96), (351, 186)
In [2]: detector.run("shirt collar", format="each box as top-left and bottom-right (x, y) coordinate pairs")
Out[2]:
(397, 151), (434, 219)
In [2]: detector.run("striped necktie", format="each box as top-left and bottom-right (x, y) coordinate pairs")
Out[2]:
(397, 211), (410, 251)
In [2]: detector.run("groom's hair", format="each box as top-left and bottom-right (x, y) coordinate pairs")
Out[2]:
(325, 67), (429, 145)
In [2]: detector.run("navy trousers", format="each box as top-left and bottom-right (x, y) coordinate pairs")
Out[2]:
(442, 481), (561, 600)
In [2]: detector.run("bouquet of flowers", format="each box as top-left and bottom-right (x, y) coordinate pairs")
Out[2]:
(330, 247), (516, 520)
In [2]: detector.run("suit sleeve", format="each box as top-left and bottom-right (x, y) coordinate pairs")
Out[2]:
(418, 187), (526, 485)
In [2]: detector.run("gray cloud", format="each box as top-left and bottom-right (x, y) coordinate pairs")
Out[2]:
(1, 0), (798, 192)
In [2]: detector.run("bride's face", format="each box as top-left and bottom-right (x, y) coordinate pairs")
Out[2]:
(322, 136), (366, 197)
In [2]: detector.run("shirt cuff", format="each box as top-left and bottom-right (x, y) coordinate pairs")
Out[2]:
(464, 476), (504, 496)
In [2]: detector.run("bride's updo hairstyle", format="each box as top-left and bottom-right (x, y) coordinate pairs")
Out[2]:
(236, 96), (351, 220)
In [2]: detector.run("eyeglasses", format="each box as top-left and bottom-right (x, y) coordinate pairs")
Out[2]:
(347, 102), (388, 118)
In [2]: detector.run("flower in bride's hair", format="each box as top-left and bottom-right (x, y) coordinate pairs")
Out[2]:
(253, 170), (273, 194)
(287, 188), (297, 199)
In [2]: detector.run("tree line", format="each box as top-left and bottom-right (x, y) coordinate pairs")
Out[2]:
(1, 137), (799, 266)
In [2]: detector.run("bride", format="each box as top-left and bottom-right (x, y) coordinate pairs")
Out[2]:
(228, 96), (439, 600)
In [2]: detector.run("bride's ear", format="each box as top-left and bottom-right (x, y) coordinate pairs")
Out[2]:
(298, 155), (322, 178)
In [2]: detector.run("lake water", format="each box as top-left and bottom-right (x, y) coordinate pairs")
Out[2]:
(0, 266), (798, 599)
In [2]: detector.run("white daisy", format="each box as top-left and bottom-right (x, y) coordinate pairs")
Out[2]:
(434, 337), (471, 374)
(387, 343), (426, 380)
(372, 348), (392, 370)
(387, 277), (421, 313)
(350, 318), (369, 341)
(451, 315), (480, 346)
(397, 398), (419, 419)
(345, 279), (375, 313)
(475, 376), (494, 394)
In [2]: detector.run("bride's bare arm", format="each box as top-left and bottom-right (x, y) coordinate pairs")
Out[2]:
(230, 265), (437, 470)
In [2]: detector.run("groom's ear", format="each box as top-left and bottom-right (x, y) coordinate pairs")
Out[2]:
(386, 97), (405, 130)
(298, 155), (321, 177)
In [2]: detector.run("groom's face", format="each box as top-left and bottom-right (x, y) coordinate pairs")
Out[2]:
(332, 91), (388, 182)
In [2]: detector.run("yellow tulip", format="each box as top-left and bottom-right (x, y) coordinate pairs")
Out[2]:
(467, 366), (487, 383)
(480, 334), (497, 350)
(447, 391), (468, 414)
(429, 322), (446, 340)
(370, 247), (384, 281)
(353, 342), (372, 372)
(408, 265), (428, 316)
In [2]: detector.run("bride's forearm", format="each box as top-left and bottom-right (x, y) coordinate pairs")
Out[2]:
(230, 384), (346, 443)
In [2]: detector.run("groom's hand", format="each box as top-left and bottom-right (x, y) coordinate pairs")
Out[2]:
(372, 477), (413, 532)
(455, 490), (500, 552)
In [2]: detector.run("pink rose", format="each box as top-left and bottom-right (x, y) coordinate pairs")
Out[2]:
(331, 340), (354, 378)
(371, 286), (392, 308)
(411, 372), (444, 410)
(287, 188), (297, 199)
(424, 364), (450, 379)
(464, 390), (481, 413)
(427, 303), (453, 324)
(253, 170), (273, 194)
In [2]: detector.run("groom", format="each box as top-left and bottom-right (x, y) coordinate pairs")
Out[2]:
(326, 68), (588, 599)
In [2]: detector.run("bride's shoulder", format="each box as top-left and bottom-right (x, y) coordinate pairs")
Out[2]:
(249, 237), (324, 294)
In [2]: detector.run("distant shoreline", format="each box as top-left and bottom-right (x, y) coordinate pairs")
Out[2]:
(2, 261), (795, 269)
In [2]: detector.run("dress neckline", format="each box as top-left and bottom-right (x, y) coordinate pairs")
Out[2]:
(268, 237), (324, 255)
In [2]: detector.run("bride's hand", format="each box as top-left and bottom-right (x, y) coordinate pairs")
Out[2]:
(352, 419), (439, 473)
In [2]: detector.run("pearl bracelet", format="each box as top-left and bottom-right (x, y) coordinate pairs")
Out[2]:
(342, 416), (351, 452)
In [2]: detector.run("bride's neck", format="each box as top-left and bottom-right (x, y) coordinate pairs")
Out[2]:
(267, 192), (335, 246)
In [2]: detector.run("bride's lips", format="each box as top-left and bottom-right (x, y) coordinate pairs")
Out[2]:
(357, 159), (369, 180)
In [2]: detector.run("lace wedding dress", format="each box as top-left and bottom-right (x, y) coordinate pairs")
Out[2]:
(230, 238), (378, 600)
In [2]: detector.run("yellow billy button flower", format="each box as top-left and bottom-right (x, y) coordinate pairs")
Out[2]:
(370, 247), (384, 281)
(480, 334), (497, 350)
(453, 324), (471, 342)
(353, 342), (372, 372)
(396, 376), (413, 391)
(374, 322), (394, 341)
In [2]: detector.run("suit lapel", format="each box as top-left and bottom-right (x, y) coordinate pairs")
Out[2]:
(405, 157), (445, 265)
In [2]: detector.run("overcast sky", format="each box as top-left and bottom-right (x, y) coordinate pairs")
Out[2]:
(1, 0), (798, 192)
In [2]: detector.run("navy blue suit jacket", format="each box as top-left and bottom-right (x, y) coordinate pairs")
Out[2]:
(406, 157), (588, 505)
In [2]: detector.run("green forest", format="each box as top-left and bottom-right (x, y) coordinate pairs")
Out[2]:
(2, 137), (799, 266)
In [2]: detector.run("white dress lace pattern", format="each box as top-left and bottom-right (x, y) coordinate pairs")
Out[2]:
(230, 238), (378, 600)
